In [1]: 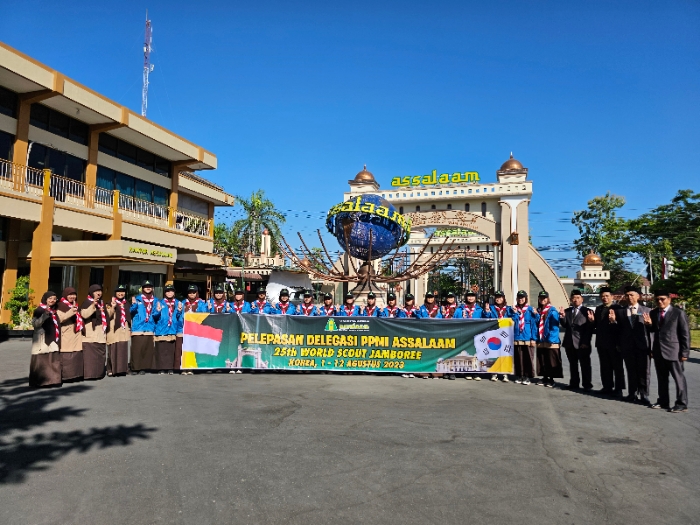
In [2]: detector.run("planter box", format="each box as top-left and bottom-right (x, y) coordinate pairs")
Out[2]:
(0, 329), (33, 342)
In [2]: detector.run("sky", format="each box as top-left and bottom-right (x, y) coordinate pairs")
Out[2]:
(2, 0), (698, 276)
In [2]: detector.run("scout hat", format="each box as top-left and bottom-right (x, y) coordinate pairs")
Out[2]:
(494, 290), (505, 297)
(164, 283), (175, 292)
(142, 280), (153, 288)
(465, 290), (476, 297)
(303, 289), (313, 297)
(344, 292), (354, 300)
(517, 290), (528, 298)
(387, 292), (396, 301)
(257, 286), (266, 294)
(405, 293), (415, 301)
(425, 292), (434, 298)
(323, 292), (333, 300)
(115, 284), (127, 293)
(446, 292), (455, 298)
(279, 288), (290, 297)
(234, 288), (244, 294)
(187, 284), (199, 293)
(538, 291), (549, 298)
(213, 284), (225, 293)
(367, 292), (376, 299)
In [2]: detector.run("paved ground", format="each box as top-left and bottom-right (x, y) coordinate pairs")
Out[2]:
(1, 339), (699, 525)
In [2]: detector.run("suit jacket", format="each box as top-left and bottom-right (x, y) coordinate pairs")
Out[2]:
(648, 305), (690, 361)
(560, 306), (594, 349)
(592, 304), (621, 348)
(614, 303), (653, 354)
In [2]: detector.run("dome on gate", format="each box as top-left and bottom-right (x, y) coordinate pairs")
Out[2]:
(500, 153), (524, 171)
(353, 165), (376, 183)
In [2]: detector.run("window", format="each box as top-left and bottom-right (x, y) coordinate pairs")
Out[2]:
(69, 120), (88, 145)
(28, 143), (85, 181)
(464, 203), (470, 212)
(30, 104), (50, 129)
(135, 179), (152, 201)
(415, 205), (420, 212)
(30, 104), (88, 145)
(0, 86), (17, 118)
(431, 204), (436, 210)
(0, 130), (13, 161)
(154, 157), (170, 175)
(447, 204), (452, 210)
(137, 149), (155, 171)
(153, 186), (168, 206)
(28, 143), (48, 170)
(97, 166), (115, 190)
(399, 206), (403, 214)
(116, 173), (134, 196)
(48, 111), (70, 138)
(117, 140), (137, 164)
(98, 133), (171, 177)
(65, 155), (85, 181)
(481, 202), (486, 216)
(98, 134), (118, 156)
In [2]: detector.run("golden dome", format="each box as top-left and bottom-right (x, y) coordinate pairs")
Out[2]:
(353, 164), (376, 183)
(499, 153), (524, 171)
(583, 250), (602, 265)
(299, 257), (312, 268)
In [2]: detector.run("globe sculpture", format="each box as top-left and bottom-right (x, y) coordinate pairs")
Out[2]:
(326, 194), (410, 260)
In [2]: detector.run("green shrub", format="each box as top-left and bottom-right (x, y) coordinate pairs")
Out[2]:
(3, 276), (33, 327)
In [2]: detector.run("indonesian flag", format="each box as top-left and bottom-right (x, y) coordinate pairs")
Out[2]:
(183, 313), (223, 356)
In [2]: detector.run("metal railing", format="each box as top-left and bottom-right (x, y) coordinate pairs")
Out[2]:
(174, 209), (210, 237)
(119, 193), (170, 224)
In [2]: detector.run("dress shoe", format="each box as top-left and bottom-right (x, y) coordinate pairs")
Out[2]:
(669, 405), (688, 413)
(613, 389), (624, 398)
(639, 397), (652, 407)
(624, 394), (637, 403)
(650, 403), (669, 410)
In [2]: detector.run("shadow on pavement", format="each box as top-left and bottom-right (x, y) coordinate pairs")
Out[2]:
(0, 377), (157, 484)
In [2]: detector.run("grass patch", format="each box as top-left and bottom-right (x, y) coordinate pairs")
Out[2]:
(692, 330), (700, 349)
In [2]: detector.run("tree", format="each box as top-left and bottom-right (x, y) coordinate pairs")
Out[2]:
(3, 275), (33, 327)
(231, 190), (286, 256)
(571, 193), (632, 291)
(213, 223), (242, 266)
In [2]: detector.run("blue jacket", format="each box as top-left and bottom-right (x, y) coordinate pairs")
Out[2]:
(512, 305), (539, 342)
(230, 300), (251, 314)
(297, 303), (319, 316)
(380, 306), (406, 318)
(419, 304), (443, 319)
(206, 299), (231, 314)
(337, 305), (362, 316)
(484, 305), (518, 322)
(537, 306), (560, 344)
(272, 302), (297, 315)
(130, 295), (161, 334)
(154, 299), (183, 337)
(363, 305), (381, 317)
(317, 304), (338, 316)
(400, 306), (421, 318)
(250, 300), (274, 314)
(177, 298), (207, 335)
(455, 304), (484, 319)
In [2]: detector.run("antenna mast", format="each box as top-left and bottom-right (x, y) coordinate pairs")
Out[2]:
(141, 11), (154, 117)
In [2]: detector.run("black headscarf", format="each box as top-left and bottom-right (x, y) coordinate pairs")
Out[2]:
(80, 285), (107, 330)
(34, 291), (59, 345)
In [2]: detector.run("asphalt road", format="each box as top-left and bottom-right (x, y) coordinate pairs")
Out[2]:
(1, 339), (699, 525)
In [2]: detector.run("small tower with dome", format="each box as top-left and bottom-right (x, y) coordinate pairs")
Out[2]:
(575, 250), (610, 291)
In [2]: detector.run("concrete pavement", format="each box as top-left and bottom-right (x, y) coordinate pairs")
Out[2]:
(1, 339), (699, 525)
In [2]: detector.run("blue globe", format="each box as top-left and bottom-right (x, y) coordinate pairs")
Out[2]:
(326, 194), (408, 260)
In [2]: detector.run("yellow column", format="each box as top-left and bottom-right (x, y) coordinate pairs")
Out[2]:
(166, 265), (175, 285)
(103, 265), (120, 296)
(86, 120), (126, 208)
(110, 190), (122, 240)
(28, 170), (55, 306)
(12, 90), (56, 168)
(76, 232), (93, 299)
(0, 219), (21, 324)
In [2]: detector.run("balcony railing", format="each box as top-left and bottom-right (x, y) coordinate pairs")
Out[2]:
(0, 158), (214, 238)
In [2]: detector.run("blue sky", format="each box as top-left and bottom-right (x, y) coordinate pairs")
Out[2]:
(2, 0), (698, 276)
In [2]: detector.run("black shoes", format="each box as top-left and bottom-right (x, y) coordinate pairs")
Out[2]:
(670, 405), (688, 413)
(448, 374), (456, 380)
(650, 403), (669, 410)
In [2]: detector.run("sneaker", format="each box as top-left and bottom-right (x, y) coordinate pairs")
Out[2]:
(537, 379), (546, 386)
(236, 370), (242, 374)
(402, 374), (410, 378)
(408, 374), (416, 378)
(181, 372), (187, 376)
(448, 374), (456, 380)
(490, 374), (498, 381)
(139, 370), (146, 375)
(229, 370), (236, 374)
(474, 376), (482, 381)
(545, 382), (554, 388)
(502, 376), (509, 383)
(465, 376), (473, 380)
(423, 375), (430, 379)
(167, 370), (174, 375)
(514, 377), (522, 384)
(522, 378), (531, 385)
(187, 371), (194, 375)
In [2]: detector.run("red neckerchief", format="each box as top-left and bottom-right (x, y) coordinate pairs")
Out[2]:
(402, 306), (418, 317)
(39, 304), (60, 340)
(463, 303), (476, 318)
(164, 298), (176, 326)
(61, 298), (83, 332)
(516, 304), (529, 332)
(185, 298), (201, 312)
(386, 306), (399, 318)
(426, 304), (439, 318)
(495, 305), (507, 319)
(322, 305), (335, 316)
(344, 305), (355, 316)
(255, 299), (268, 313)
(113, 297), (127, 329)
(88, 296), (108, 332)
(232, 300), (245, 313)
(365, 305), (377, 316)
(278, 301), (290, 314)
(301, 303), (315, 316)
(212, 299), (226, 313)
(538, 304), (552, 339)
(141, 294), (154, 322)
(442, 304), (457, 318)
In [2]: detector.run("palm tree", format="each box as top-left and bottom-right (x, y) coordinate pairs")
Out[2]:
(232, 190), (286, 255)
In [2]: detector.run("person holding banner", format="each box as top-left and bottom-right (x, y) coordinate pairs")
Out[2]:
(154, 284), (183, 374)
(400, 294), (421, 318)
(484, 291), (516, 382)
(251, 287), (274, 314)
(441, 292), (459, 318)
(338, 293), (361, 316)
(318, 293), (338, 316)
(183, 285), (207, 313)
(273, 289), (297, 315)
(536, 291), (562, 388)
(512, 290), (538, 385)
(419, 292), (443, 318)
(80, 284), (111, 380)
(363, 292), (381, 317)
(458, 291), (485, 380)
(56, 287), (84, 382)
(207, 285), (231, 313)
(381, 293), (406, 318)
(298, 290), (319, 316)
(231, 289), (251, 314)
(130, 280), (160, 375)
(107, 284), (131, 377)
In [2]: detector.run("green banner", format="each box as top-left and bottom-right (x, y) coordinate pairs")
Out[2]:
(181, 313), (515, 374)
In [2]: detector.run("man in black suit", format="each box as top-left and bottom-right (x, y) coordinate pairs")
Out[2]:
(559, 289), (595, 390)
(610, 285), (654, 405)
(588, 287), (625, 397)
(644, 290), (690, 413)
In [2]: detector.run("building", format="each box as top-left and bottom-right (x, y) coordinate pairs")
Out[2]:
(0, 42), (234, 323)
(341, 156), (568, 307)
(560, 251), (610, 294)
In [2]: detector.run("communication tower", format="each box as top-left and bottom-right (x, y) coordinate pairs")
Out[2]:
(141, 12), (154, 117)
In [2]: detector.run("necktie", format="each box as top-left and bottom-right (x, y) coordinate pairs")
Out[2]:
(660, 309), (665, 325)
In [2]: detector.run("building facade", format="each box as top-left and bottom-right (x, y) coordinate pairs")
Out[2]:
(0, 42), (234, 323)
(342, 156), (568, 307)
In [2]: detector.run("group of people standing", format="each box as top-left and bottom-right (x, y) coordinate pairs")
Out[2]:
(29, 281), (691, 413)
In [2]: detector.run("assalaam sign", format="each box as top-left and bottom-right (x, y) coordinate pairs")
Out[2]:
(327, 196), (412, 235)
(391, 169), (480, 188)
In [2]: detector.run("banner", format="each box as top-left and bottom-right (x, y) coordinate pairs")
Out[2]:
(182, 313), (514, 374)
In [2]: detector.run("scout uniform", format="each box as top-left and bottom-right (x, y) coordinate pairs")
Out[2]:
(338, 293), (361, 316)
(154, 284), (183, 374)
(107, 284), (131, 376)
(251, 286), (274, 314)
(273, 289), (297, 315)
(363, 292), (380, 317)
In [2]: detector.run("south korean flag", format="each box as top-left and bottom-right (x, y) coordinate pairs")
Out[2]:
(474, 325), (514, 362)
